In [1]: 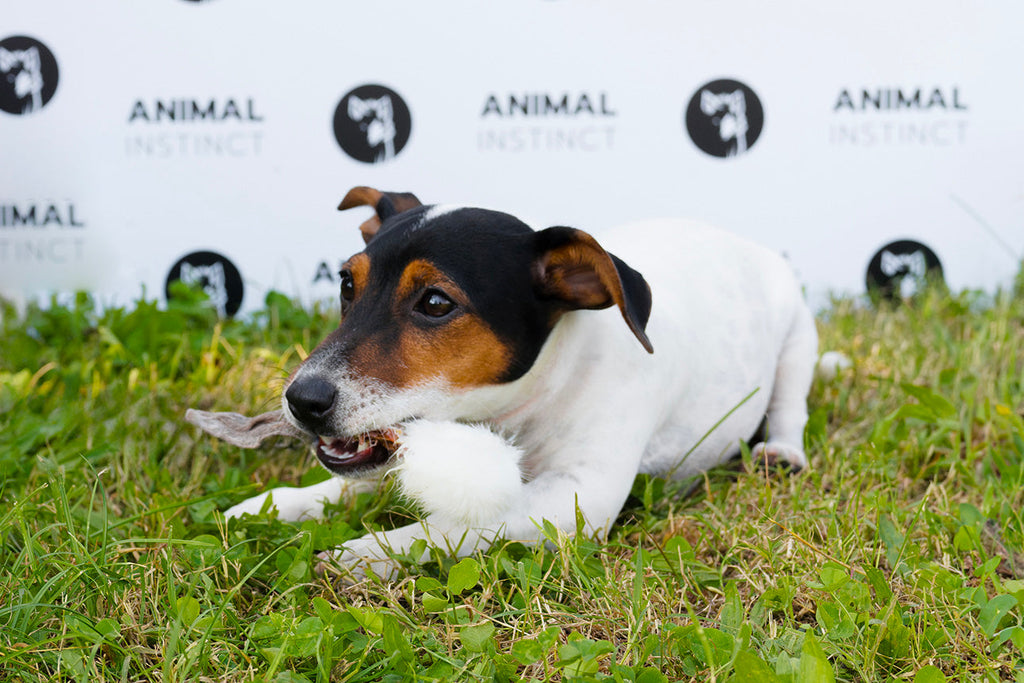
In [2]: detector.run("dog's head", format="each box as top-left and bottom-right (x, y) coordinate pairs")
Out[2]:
(285, 186), (653, 476)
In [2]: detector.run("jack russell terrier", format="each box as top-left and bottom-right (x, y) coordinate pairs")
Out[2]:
(186, 186), (818, 578)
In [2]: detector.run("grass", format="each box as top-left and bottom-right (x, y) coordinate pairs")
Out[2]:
(1, 279), (1023, 682)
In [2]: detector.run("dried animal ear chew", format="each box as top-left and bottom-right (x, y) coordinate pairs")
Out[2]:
(185, 409), (306, 448)
(363, 428), (403, 453)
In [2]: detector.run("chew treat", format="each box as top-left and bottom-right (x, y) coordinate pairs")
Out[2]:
(185, 409), (305, 448)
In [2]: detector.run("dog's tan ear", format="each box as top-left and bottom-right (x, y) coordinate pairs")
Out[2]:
(338, 186), (423, 244)
(533, 227), (654, 353)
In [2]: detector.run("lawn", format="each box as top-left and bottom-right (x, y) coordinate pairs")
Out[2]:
(1, 281), (1022, 682)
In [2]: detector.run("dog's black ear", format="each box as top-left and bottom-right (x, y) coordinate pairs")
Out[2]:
(338, 186), (422, 244)
(533, 226), (653, 353)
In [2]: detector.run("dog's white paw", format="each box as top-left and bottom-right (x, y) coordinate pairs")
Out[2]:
(224, 485), (328, 522)
(750, 441), (808, 471)
(224, 478), (357, 522)
(224, 491), (276, 519)
(395, 420), (524, 527)
(316, 537), (401, 582)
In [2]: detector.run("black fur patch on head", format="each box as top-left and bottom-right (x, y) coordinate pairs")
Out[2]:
(364, 207), (553, 382)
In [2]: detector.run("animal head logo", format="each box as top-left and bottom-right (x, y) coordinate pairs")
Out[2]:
(333, 84), (412, 164)
(166, 251), (244, 317)
(348, 95), (397, 162)
(0, 36), (58, 116)
(685, 78), (764, 158)
(180, 262), (229, 315)
(700, 89), (749, 156)
(866, 240), (943, 301)
(880, 250), (927, 298)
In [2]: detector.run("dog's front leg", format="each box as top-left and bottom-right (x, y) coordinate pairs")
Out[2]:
(330, 517), (479, 580)
(323, 419), (527, 579)
(224, 476), (376, 521)
(330, 424), (643, 580)
(331, 466), (638, 580)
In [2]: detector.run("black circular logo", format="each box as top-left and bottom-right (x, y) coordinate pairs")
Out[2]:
(0, 36), (59, 116)
(166, 251), (244, 317)
(685, 78), (764, 158)
(866, 240), (943, 300)
(332, 84), (412, 164)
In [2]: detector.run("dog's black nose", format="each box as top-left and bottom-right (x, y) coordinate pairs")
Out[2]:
(285, 376), (337, 431)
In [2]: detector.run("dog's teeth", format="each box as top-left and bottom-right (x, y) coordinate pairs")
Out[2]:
(320, 438), (355, 460)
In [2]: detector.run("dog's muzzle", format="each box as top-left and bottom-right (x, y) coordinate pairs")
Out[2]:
(285, 375), (403, 476)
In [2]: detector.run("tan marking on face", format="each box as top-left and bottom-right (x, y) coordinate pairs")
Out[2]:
(343, 253), (371, 302)
(349, 258), (512, 390)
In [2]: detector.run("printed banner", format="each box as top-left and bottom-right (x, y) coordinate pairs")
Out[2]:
(2, 1), (1021, 314)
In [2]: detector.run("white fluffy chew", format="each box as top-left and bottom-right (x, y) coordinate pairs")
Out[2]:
(394, 420), (524, 527)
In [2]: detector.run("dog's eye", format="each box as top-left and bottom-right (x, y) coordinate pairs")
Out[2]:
(339, 270), (355, 304)
(416, 289), (456, 318)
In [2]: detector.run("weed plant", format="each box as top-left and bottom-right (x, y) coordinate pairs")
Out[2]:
(1, 280), (1022, 682)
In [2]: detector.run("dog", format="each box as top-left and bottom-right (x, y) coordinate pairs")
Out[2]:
(188, 186), (818, 578)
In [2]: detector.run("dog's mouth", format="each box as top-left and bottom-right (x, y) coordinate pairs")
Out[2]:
(314, 429), (402, 475)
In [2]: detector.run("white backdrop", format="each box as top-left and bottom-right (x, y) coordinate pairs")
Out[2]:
(2, 0), (1022, 315)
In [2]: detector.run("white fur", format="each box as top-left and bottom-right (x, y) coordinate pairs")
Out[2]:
(393, 420), (524, 527)
(224, 477), (375, 521)
(420, 204), (466, 223)
(229, 218), (819, 579)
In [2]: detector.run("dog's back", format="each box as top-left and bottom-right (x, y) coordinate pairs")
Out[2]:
(573, 218), (817, 478)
